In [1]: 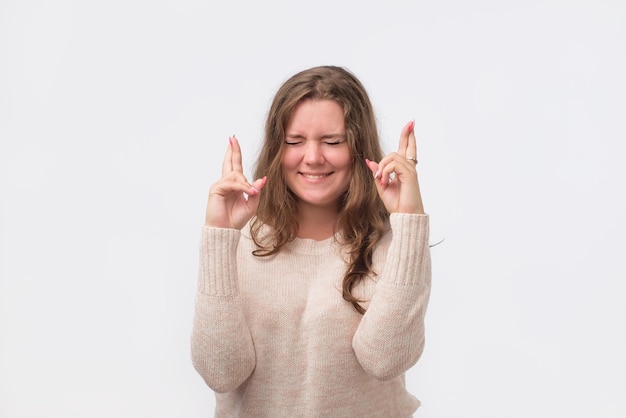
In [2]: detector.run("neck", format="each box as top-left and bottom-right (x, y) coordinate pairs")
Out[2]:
(296, 202), (340, 240)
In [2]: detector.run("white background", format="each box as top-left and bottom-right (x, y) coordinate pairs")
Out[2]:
(1, 0), (625, 417)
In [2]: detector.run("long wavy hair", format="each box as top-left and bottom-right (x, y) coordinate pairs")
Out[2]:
(251, 66), (389, 314)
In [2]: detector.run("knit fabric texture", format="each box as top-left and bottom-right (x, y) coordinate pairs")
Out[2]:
(191, 213), (431, 417)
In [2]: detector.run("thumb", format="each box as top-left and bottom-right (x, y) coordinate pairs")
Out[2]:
(246, 176), (267, 206)
(365, 159), (380, 178)
(365, 159), (387, 197)
(250, 176), (267, 193)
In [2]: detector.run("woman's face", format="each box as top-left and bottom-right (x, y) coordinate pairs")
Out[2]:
(281, 99), (352, 213)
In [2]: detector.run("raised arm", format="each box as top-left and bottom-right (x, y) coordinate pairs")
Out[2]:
(355, 121), (431, 380)
(191, 136), (266, 392)
(352, 213), (431, 380)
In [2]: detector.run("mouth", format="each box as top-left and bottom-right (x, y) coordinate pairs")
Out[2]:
(299, 172), (332, 180)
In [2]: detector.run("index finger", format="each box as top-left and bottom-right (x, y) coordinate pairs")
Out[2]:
(230, 135), (244, 173)
(397, 120), (413, 157)
(406, 121), (417, 162)
(222, 136), (233, 177)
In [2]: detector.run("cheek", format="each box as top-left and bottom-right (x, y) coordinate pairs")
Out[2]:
(332, 150), (352, 171)
(281, 149), (297, 170)
(335, 155), (353, 185)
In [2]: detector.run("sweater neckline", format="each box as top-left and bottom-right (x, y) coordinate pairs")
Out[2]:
(287, 234), (339, 255)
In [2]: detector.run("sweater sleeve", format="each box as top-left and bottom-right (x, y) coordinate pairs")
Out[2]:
(190, 226), (256, 393)
(352, 213), (432, 381)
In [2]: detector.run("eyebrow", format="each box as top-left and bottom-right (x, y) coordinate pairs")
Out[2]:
(285, 133), (346, 140)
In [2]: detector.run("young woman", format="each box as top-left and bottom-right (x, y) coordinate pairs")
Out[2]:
(192, 66), (431, 417)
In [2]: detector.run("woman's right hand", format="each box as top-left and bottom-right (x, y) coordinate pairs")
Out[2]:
(204, 136), (267, 229)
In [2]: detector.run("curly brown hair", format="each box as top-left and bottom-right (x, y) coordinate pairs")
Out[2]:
(251, 66), (389, 314)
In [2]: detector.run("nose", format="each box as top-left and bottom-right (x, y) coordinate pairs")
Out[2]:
(303, 142), (324, 164)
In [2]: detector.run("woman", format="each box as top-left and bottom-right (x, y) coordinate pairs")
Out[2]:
(192, 66), (431, 417)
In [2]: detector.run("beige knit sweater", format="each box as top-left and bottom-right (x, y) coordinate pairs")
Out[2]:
(191, 213), (431, 417)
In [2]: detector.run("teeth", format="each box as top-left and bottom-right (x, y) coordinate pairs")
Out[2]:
(302, 173), (327, 179)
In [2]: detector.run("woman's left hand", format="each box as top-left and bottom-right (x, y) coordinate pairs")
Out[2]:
(366, 120), (425, 214)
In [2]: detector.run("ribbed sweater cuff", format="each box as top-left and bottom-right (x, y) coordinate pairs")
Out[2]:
(199, 226), (240, 296)
(384, 213), (430, 286)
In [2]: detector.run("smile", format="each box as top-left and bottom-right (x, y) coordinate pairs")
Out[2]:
(300, 173), (332, 180)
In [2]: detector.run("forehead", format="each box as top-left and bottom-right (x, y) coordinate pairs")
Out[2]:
(286, 99), (345, 132)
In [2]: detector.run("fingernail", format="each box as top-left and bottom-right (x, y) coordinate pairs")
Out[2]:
(250, 187), (259, 194)
(374, 169), (380, 179)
